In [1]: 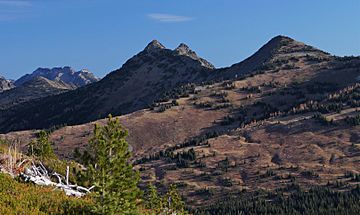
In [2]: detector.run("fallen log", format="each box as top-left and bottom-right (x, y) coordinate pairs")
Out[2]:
(20, 162), (93, 197)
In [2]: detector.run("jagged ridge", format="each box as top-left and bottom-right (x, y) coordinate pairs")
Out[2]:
(0, 76), (14, 92)
(0, 76), (74, 110)
(0, 39), (216, 132)
(15, 67), (99, 87)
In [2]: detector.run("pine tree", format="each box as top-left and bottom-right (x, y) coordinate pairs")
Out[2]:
(87, 115), (141, 214)
(144, 183), (161, 214)
(143, 183), (187, 215)
(162, 184), (187, 215)
(27, 130), (54, 159)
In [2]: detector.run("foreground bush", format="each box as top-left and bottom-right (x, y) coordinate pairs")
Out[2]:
(0, 173), (94, 215)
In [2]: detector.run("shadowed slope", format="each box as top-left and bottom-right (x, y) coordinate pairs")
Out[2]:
(0, 40), (215, 132)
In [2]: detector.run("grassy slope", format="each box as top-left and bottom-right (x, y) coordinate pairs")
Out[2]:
(0, 173), (93, 215)
(1, 40), (360, 207)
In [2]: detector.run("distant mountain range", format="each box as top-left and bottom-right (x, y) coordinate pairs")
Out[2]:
(0, 35), (358, 133)
(1, 35), (360, 209)
(0, 76), (76, 110)
(0, 40), (216, 131)
(14, 66), (99, 87)
(0, 67), (98, 110)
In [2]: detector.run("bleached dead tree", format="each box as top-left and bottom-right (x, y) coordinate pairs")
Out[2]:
(0, 138), (93, 197)
(20, 161), (94, 197)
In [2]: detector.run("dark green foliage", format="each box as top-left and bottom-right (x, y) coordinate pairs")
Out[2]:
(163, 184), (187, 214)
(305, 82), (338, 94)
(155, 83), (196, 103)
(345, 114), (360, 126)
(289, 84), (360, 117)
(150, 103), (172, 113)
(218, 157), (230, 172)
(257, 62), (277, 71)
(176, 157), (190, 168)
(329, 153), (336, 164)
(220, 115), (236, 126)
(86, 115), (141, 214)
(218, 177), (233, 187)
(143, 184), (161, 212)
(135, 131), (223, 165)
(179, 148), (197, 161)
(271, 153), (282, 165)
(214, 102), (233, 110)
(143, 184), (187, 214)
(175, 149), (196, 168)
(300, 170), (319, 179)
(45, 123), (68, 133)
(172, 99), (179, 106)
(240, 86), (262, 93)
(345, 172), (360, 182)
(73, 147), (94, 166)
(194, 101), (213, 109)
(193, 187), (214, 198)
(26, 130), (55, 159)
(260, 169), (276, 178)
(150, 99), (179, 113)
(193, 186), (360, 215)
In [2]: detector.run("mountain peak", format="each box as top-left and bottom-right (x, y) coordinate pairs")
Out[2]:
(0, 75), (14, 92)
(220, 35), (331, 79)
(257, 35), (295, 51)
(79, 69), (91, 73)
(174, 42), (199, 60)
(271, 35), (294, 41)
(144, 40), (166, 51)
(176, 42), (190, 49)
(174, 42), (215, 69)
(265, 35), (327, 55)
(15, 67), (99, 87)
(175, 43), (194, 55)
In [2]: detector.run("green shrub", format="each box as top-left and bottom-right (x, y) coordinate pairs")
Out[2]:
(27, 130), (55, 159)
(0, 173), (94, 214)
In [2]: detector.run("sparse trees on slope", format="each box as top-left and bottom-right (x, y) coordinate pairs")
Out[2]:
(143, 183), (187, 215)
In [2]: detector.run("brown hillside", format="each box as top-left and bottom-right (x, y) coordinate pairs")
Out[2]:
(1, 36), (360, 206)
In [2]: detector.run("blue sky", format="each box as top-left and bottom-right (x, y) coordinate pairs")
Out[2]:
(0, 0), (359, 80)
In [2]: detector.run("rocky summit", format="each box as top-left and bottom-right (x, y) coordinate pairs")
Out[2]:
(0, 76), (14, 92)
(175, 43), (215, 69)
(14, 66), (99, 87)
(0, 40), (216, 132)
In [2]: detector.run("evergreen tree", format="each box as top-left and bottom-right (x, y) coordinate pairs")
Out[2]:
(144, 184), (187, 215)
(27, 130), (54, 159)
(87, 115), (141, 214)
(162, 184), (187, 215)
(144, 183), (161, 214)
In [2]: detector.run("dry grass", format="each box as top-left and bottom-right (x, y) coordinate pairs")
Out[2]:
(1, 55), (360, 206)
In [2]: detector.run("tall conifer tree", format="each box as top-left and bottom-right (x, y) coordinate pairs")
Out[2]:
(88, 115), (140, 214)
